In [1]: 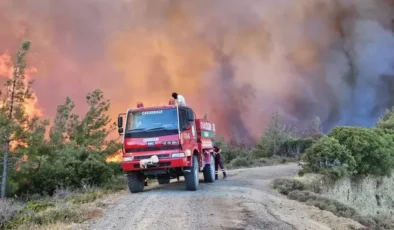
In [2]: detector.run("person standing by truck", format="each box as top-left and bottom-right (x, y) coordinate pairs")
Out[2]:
(213, 146), (227, 179)
(171, 92), (187, 106)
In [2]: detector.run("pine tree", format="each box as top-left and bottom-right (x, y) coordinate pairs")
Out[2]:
(0, 41), (33, 199)
(49, 97), (75, 147)
(50, 89), (120, 155)
(255, 111), (287, 157)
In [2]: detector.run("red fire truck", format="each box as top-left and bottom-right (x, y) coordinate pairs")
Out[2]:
(117, 100), (217, 193)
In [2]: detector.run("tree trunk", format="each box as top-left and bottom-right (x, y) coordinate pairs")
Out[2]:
(1, 141), (10, 199)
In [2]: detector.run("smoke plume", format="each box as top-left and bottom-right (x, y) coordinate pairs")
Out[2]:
(1, 0), (394, 142)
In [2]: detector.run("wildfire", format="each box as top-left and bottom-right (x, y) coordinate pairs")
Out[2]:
(0, 52), (42, 158)
(0, 53), (42, 116)
(106, 150), (122, 163)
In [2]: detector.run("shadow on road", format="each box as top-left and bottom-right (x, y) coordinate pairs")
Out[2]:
(142, 177), (218, 193)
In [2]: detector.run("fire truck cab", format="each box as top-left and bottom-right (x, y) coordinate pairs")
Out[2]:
(117, 100), (216, 193)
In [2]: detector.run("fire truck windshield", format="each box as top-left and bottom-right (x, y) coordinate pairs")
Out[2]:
(125, 108), (178, 132)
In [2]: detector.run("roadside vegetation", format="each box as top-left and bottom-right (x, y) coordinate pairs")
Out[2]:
(0, 41), (125, 229)
(270, 108), (394, 230)
(214, 113), (321, 169)
(272, 178), (394, 230)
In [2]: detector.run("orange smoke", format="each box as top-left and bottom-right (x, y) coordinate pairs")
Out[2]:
(1, 0), (394, 144)
(108, 0), (329, 141)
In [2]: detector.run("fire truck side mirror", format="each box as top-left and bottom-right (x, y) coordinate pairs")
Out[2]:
(118, 127), (124, 135)
(187, 110), (194, 122)
(117, 116), (123, 128)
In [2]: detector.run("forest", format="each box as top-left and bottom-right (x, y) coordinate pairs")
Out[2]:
(1, 40), (394, 229)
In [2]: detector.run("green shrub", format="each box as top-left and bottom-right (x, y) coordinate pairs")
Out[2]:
(329, 127), (394, 176)
(302, 136), (356, 179)
(26, 201), (55, 212)
(107, 162), (123, 175)
(376, 107), (394, 132)
(5, 179), (20, 198)
(103, 175), (127, 192)
(254, 134), (314, 159)
(230, 157), (252, 168)
(213, 137), (253, 164)
(222, 148), (244, 164)
(14, 146), (115, 196)
(278, 138), (315, 158)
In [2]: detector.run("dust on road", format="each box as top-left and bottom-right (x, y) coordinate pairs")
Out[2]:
(80, 164), (363, 230)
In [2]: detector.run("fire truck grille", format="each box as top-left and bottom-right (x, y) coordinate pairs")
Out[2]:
(133, 154), (170, 160)
(134, 162), (171, 169)
(125, 145), (179, 153)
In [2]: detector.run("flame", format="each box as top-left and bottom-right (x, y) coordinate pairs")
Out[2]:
(106, 150), (122, 163)
(0, 53), (42, 117)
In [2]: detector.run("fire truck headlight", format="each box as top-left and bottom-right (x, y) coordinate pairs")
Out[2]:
(185, 149), (191, 156)
(123, 156), (134, 162)
(171, 153), (185, 158)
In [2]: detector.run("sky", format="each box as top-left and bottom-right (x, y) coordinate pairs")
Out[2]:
(1, 0), (394, 142)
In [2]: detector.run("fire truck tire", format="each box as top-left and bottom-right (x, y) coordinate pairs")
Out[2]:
(203, 153), (215, 183)
(157, 175), (171, 184)
(127, 172), (145, 193)
(184, 155), (199, 191)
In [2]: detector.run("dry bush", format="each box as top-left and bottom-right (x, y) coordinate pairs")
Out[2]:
(0, 199), (23, 229)
(53, 188), (73, 200)
(271, 178), (305, 195)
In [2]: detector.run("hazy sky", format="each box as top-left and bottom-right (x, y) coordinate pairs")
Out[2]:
(1, 0), (394, 141)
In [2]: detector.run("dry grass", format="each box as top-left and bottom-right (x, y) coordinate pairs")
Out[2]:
(9, 198), (105, 230)
(0, 199), (24, 229)
(0, 179), (125, 230)
(16, 222), (73, 230)
(287, 190), (357, 218)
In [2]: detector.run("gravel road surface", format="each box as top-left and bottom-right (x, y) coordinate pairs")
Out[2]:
(83, 164), (363, 230)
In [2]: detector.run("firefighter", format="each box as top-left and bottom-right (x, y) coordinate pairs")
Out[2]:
(171, 92), (186, 106)
(213, 146), (227, 179)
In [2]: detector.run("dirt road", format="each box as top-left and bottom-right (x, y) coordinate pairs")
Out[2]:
(83, 164), (363, 230)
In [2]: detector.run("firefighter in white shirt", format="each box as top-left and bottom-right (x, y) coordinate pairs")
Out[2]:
(172, 92), (186, 106)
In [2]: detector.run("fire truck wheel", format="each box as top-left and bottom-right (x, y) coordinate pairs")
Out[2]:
(157, 175), (171, 184)
(203, 153), (215, 183)
(184, 155), (199, 191)
(127, 172), (145, 193)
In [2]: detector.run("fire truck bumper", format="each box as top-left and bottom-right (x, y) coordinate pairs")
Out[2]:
(122, 153), (191, 171)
